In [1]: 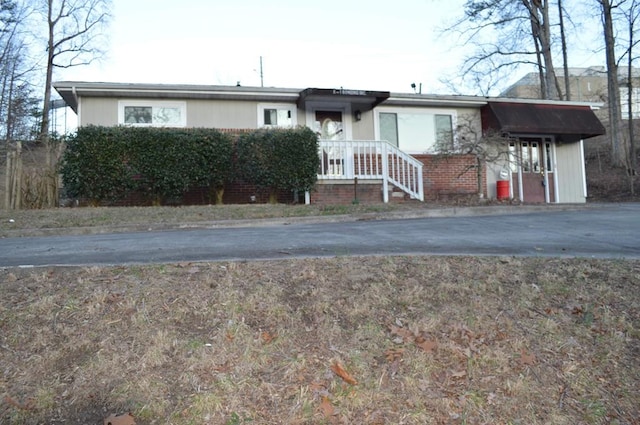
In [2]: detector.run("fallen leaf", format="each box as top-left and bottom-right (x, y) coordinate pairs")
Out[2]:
(330, 360), (358, 385)
(451, 370), (467, 379)
(3, 395), (34, 411)
(520, 349), (537, 366)
(319, 396), (335, 418)
(388, 324), (415, 343)
(384, 347), (405, 362)
(104, 412), (136, 425)
(416, 339), (437, 353)
(260, 331), (275, 344)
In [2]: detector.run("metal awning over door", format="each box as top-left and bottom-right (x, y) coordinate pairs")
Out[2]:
(481, 102), (606, 142)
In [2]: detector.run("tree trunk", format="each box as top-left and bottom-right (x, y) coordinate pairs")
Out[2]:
(558, 0), (571, 100)
(38, 0), (58, 208)
(524, 0), (560, 99)
(601, 0), (626, 166)
(627, 4), (637, 194)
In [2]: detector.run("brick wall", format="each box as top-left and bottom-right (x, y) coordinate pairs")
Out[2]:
(415, 154), (487, 201)
(309, 182), (385, 205)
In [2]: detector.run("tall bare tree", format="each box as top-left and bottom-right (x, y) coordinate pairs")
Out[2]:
(34, 0), (109, 207)
(621, 0), (639, 191)
(447, 0), (565, 99)
(38, 0), (110, 142)
(598, 0), (627, 167)
(558, 0), (572, 99)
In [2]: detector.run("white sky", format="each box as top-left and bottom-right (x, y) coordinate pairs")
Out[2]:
(59, 0), (476, 94)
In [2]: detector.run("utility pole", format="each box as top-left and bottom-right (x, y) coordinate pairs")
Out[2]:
(260, 56), (264, 87)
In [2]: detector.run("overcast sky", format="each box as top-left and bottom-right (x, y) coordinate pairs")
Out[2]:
(58, 0), (606, 96)
(59, 0), (476, 94)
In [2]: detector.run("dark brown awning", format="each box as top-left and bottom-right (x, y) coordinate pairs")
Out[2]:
(297, 88), (390, 111)
(481, 102), (606, 143)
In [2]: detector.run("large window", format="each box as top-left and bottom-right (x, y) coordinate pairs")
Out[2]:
(378, 110), (455, 153)
(118, 101), (186, 127)
(258, 104), (297, 127)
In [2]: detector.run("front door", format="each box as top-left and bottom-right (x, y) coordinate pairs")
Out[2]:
(511, 138), (555, 203)
(316, 110), (349, 176)
(314, 110), (344, 140)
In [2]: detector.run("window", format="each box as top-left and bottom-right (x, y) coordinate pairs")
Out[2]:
(435, 114), (454, 149)
(379, 112), (398, 146)
(258, 104), (297, 127)
(510, 140), (553, 173)
(377, 111), (455, 153)
(118, 101), (186, 127)
(264, 109), (292, 126)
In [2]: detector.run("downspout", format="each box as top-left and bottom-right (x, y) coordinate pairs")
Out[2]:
(543, 141), (550, 203)
(72, 86), (80, 126)
(552, 142), (560, 203)
(580, 139), (587, 199)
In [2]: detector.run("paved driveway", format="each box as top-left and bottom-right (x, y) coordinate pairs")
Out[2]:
(1, 204), (639, 267)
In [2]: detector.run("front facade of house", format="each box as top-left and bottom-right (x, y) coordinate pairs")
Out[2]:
(54, 81), (605, 204)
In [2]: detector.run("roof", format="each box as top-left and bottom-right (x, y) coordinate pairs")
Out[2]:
(53, 82), (302, 113)
(53, 81), (605, 117)
(481, 101), (606, 142)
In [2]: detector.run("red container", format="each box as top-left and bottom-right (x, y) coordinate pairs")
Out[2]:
(497, 180), (510, 200)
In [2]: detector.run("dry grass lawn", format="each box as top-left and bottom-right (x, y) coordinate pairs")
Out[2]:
(1, 256), (639, 424)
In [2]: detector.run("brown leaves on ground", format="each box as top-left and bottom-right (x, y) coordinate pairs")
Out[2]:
(1, 256), (639, 424)
(318, 396), (335, 418)
(388, 323), (438, 353)
(330, 360), (358, 385)
(104, 412), (136, 425)
(520, 349), (537, 366)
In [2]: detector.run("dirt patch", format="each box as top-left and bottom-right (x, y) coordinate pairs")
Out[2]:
(1, 256), (639, 424)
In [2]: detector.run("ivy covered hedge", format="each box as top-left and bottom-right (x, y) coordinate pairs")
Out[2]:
(60, 125), (319, 205)
(61, 126), (234, 205)
(237, 127), (320, 203)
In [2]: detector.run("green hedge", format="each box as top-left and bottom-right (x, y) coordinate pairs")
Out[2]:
(236, 127), (319, 203)
(61, 126), (137, 204)
(61, 126), (234, 205)
(61, 126), (319, 205)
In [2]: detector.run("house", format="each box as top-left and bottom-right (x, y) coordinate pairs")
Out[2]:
(53, 81), (605, 205)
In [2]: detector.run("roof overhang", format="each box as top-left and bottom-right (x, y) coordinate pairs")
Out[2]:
(481, 101), (606, 142)
(297, 88), (390, 111)
(53, 82), (301, 113)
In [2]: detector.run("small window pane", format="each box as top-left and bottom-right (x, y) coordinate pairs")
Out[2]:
(435, 114), (453, 149)
(379, 112), (398, 146)
(264, 109), (277, 125)
(125, 106), (152, 123)
(264, 108), (292, 126)
(153, 107), (181, 125)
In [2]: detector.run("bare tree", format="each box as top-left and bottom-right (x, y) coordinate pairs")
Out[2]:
(444, 0), (570, 99)
(33, 0), (110, 207)
(558, 0), (572, 99)
(435, 112), (514, 198)
(621, 0), (640, 193)
(597, 0), (628, 167)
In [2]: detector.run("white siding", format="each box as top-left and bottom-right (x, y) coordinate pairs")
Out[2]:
(555, 142), (587, 203)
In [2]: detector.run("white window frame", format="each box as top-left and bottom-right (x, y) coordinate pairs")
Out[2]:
(257, 103), (298, 128)
(118, 100), (187, 127)
(374, 106), (457, 154)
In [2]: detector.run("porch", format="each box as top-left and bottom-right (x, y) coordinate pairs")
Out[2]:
(316, 139), (424, 203)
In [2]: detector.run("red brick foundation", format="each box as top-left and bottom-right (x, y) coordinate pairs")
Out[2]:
(84, 154), (486, 206)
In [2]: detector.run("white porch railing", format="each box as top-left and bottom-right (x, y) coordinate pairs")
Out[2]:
(318, 139), (424, 202)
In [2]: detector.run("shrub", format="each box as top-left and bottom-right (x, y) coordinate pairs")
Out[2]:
(61, 126), (137, 204)
(61, 126), (234, 205)
(237, 127), (319, 203)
